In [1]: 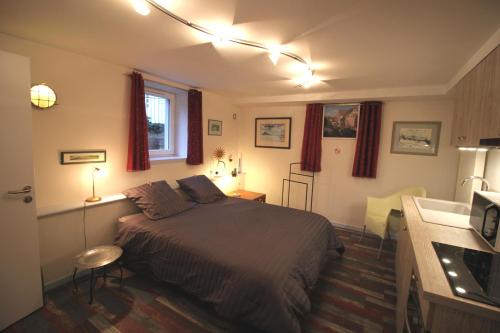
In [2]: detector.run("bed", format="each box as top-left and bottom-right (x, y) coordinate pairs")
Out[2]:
(115, 196), (344, 333)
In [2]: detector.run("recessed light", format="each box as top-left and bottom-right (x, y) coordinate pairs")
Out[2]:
(455, 286), (466, 294)
(448, 271), (458, 277)
(133, 0), (151, 16)
(442, 258), (451, 264)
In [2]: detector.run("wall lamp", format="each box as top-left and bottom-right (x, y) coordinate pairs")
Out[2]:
(30, 83), (57, 109)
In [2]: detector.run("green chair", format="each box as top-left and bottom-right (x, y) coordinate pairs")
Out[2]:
(359, 187), (427, 258)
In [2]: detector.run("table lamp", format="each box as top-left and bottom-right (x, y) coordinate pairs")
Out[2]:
(86, 167), (102, 202)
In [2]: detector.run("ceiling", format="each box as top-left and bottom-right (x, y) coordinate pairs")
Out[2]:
(0, 0), (499, 98)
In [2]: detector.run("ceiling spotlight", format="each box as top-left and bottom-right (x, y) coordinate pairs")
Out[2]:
(133, 0), (151, 16)
(210, 27), (233, 47)
(212, 33), (229, 47)
(296, 68), (320, 88)
(268, 45), (282, 66)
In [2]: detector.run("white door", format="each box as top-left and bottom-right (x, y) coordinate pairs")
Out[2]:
(0, 50), (43, 330)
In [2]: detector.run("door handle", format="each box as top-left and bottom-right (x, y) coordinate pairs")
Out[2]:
(8, 185), (32, 194)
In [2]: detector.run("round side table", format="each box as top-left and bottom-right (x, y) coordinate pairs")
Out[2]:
(72, 245), (123, 304)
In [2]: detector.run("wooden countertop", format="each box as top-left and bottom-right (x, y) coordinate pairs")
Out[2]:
(401, 195), (500, 321)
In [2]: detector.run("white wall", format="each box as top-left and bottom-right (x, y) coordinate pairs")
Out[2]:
(0, 33), (240, 284)
(485, 149), (500, 192)
(238, 100), (459, 228)
(454, 151), (487, 203)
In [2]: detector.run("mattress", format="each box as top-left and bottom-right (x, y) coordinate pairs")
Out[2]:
(115, 197), (343, 333)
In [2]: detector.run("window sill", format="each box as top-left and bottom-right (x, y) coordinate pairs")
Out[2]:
(150, 155), (187, 162)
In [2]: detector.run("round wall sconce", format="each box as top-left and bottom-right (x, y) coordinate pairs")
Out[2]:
(30, 83), (57, 109)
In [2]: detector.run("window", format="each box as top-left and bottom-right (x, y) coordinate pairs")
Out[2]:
(145, 90), (175, 157)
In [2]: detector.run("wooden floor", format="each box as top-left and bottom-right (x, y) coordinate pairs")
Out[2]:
(5, 228), (397, 333)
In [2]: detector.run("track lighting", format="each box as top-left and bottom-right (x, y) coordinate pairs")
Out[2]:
(137, 0), (320, 88)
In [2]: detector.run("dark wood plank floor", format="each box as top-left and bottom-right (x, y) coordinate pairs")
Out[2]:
(4, 228), (396, 333)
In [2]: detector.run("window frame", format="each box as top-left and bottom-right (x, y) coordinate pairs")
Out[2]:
(144, 88), (176, 158)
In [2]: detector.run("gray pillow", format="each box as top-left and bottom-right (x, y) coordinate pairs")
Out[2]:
(123, 181), (195, 220)
(176, 175), (226, 203)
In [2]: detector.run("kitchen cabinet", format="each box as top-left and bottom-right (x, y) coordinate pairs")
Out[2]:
(451, 46), (500, 146)
(481, 46), (500, 139)
(395, 216), (414, 332)
(395, 196), (500, 332)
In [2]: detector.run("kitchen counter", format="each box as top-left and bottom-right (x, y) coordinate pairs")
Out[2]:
(397, 195), (500, 332)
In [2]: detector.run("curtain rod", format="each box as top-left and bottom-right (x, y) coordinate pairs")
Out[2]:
(125, 70), (197, 92)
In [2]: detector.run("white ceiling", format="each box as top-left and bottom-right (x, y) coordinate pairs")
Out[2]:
(0, 0), (499, 98)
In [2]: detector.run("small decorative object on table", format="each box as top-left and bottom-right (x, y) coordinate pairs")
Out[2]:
(228, 189), (266, 203)
(390, 121), (441, 156)
(72, 245), (123, 304)
(212, 147), (226, 176)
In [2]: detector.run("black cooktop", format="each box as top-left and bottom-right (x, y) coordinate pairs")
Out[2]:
(432, 242), (500, 307)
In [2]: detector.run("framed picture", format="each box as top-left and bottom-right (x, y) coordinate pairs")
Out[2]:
(60, 150), (106, 165)
(323, 103), (360, 138)
(208, 119), (222, 136)
(255, 117), (292, 149)
(390, 122), (441, 156)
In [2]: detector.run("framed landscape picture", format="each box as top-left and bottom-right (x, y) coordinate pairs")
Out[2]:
(323, 103), (360, 138)
(390, 121), (441, 156)
(255, 117), (292, 149)
(208, 119), (222, 136)
(60, 150), (106, 165)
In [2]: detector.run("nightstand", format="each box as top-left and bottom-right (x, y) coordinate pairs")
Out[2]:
(72, 245), (123, 304)
(228, 189), (266, 203)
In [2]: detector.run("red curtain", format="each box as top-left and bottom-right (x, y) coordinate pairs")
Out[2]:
(301, 103), (323, 172)
(186, 89), (203, 165)
(352, 101), (382, 178)
(127, 72), (150, 171)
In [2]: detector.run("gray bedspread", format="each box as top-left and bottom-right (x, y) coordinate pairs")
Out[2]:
(115, 197), (343, 333)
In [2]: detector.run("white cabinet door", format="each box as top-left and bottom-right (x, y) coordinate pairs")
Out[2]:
(0, 50), (43, 330)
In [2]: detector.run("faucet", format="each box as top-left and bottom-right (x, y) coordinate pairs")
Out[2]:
(461, 176), (490, 191)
